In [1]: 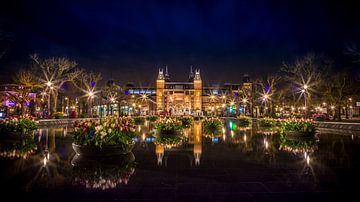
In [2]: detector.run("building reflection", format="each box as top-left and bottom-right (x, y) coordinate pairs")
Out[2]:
(155, 121), (202, 167)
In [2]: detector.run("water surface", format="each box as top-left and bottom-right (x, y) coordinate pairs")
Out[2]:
(0, 120), (359, 201)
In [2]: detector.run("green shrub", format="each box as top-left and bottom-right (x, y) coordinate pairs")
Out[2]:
(258, 118), (276, 128)
(154, 117), (183, 135)
(0, 117), (38, 136)
(280, 119), (316, 136)
(178, 117), (193, 128)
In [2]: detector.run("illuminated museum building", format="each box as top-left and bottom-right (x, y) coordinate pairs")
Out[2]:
(126, 67), (253, 116)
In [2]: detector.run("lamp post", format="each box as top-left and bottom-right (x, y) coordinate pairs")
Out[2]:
(301, 84), (308, 118)
(46, 81), (53, 118)
(262, 94), (269, 116)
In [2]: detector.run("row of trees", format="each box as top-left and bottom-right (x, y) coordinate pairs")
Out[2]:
(1, 54), (106, 117)
(1, 51), (359, 120)
(251, 53), (359, 120)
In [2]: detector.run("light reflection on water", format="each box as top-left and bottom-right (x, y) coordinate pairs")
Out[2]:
(0, 119), (360, 194)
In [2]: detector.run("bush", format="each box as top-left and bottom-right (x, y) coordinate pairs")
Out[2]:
(178, 117), (193, 128)
(0, 117), (38, 136)
(280, 119), (316, 136)
(154, 117), (183, 135)
(258, 118), (276, 128)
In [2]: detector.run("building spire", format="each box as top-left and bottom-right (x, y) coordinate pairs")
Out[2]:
(194, 68), (201, 80)
(188, 65), (194, 81)
(164, 65), (170, 81)
(157, 68), (164, 80)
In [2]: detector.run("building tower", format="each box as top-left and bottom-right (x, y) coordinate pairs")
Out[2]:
(156, 68), (165, 114)
(188, 66), (194, 82)
(164, 65), (170, 82)
(193, 69), (202, 115)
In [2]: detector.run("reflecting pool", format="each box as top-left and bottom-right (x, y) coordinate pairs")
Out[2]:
(0, 120), (360, 201)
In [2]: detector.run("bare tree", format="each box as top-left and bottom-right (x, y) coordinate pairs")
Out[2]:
(72, 70), (102, 118)
(324, 73), (350, 121)
(345, 43), (360, 63)
(281, 53), (331, 117)
(254, 75), (281, 117)
(30, 54), (82, 115)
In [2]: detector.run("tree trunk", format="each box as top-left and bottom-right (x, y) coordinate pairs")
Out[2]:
(336, 105), (342, 121)
(21, 102), (26, 116)
(52, 91), (58, 114)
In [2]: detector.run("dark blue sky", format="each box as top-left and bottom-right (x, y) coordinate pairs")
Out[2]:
(1, 0), (359, 85)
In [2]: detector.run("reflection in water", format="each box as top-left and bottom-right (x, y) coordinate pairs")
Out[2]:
(0, 138), (37, 159)
(154, 121), (202, 167)
(1, 119), (360, 197)
(71, 153), (136, 190)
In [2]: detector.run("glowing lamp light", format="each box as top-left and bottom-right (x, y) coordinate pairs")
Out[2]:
(242, 98), (247, 103)
(46, 81), (52, 87)
(303, 84), (308, 90)
(110, 98), (115, 102)
(230, 101), (235, 106)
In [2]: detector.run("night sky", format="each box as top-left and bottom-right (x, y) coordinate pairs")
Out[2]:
(1, 0), (360, 86)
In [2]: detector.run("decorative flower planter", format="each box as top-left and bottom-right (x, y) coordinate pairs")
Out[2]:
(72, 142), (134, 157)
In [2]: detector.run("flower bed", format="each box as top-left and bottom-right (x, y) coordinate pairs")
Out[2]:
(203, 117), (223, 136)
(178, 117), (193, 128)
(133, 117), (145, 125)
(72, 117), (136, 155)
(258, 118), (277, 128)
(280, 118), (316, 137)
(238, 116), (252, 127)
(154, 117), (183, 136)
(0, 116), (38, 137)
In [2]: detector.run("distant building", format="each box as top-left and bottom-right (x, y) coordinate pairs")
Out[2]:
(125, 67), (253, 116)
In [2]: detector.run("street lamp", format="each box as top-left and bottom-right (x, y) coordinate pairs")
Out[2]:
(45, 81), (53, 118)
(262, 94), (269, 116)
(301, 84), (308, 118)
